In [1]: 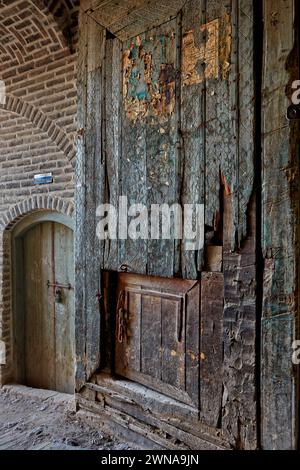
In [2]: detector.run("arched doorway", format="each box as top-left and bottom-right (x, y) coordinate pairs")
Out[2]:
(12, 212), (75, 394)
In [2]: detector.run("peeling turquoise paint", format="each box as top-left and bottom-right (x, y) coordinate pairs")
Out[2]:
(128, 68), (149, 101)
(124, 30), (176, 120)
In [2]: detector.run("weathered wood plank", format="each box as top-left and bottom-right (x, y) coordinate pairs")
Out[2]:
(222, 189), (257, 449)
(103, 37), (122, 271)
(146, 19), (179, 277)
(200, 272), (224, 428)
(76, 12), (106, 388)
(84, 17), (106, 382)
(118, 31), (148, 274)
(237, 0), (255, 242)
(261, 0), (299, 450)
(161, 297), (185, 390)
(141, 295), (162, 380)
(181, 0), (206, 279)
(127, 290), (142, 373)
(261, 315), (294, 449)
(205, 0), (238, 250)
(185, 282), (200, 408)
(75, 7), (88, 390)
(54, 224), (75, 394)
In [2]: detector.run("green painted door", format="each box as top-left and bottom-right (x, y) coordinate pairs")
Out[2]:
(23, 222), (75, 394)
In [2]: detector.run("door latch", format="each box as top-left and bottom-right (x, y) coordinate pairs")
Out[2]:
(47, 281), (73, 290)
(47, 281), (73, 304)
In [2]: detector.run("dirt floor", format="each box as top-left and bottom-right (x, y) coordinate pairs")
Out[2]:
(0, 386), (132, 450)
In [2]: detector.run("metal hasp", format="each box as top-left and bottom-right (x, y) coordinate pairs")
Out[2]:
(47, 281), (73, 304)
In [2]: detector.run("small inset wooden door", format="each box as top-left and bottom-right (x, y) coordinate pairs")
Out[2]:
(22, 222), (75, 394)
(113, 273), (201, 408)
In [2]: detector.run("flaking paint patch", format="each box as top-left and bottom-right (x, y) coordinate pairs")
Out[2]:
(182, 19), (219, 85)
(123, 34), (176, 122)
(182, 14), (232, 86)
(152, 63), (176, 117)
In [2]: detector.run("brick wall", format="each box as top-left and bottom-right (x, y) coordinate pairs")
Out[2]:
(0, 0), (78, 384)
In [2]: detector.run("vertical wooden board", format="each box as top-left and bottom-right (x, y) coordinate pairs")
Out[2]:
(261, 315), (294, 450)
(161, 298), (185, 389)
(75, 9), (88, 389)
(76, 11), (107, 388)
(141, 295), (162, 380)
(14, 238), (26, 383)
(44, 222), (56, 390)
(24, 225), (40, 388)
(145, 19), (179, 278)
(181, 0), (206, 279)
(43, 224), (57, 392)
(24, 223), (55, 391)
(119, 32), (148, 275)
(185, 283), (200, 408)
(54, 224), (75, 394)
(261, 0), (298, 450)
(237, 0), (255, 242)
(84, 17), (106, 382)
(200, 272), (224, 427)
(205, 0), (238, 248)
(222, 192), (257, 449)
(103, 37), (122, 271)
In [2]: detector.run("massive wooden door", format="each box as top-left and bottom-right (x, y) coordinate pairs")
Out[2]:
(77, 0), (257, 448)
(23, 222), (75, 394)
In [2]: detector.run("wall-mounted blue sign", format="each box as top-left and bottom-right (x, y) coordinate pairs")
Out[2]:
(34, 173), (53, 185)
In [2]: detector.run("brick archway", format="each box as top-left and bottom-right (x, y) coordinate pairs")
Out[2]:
(0, 96), (76, 165)
(37, 0), (79, 48)
(0, 195), (74, 386)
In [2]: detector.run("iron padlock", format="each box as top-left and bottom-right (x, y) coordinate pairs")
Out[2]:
(55, 288), (63, 304)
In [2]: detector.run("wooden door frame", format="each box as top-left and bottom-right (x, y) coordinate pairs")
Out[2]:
(11, 211), (74, 386)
